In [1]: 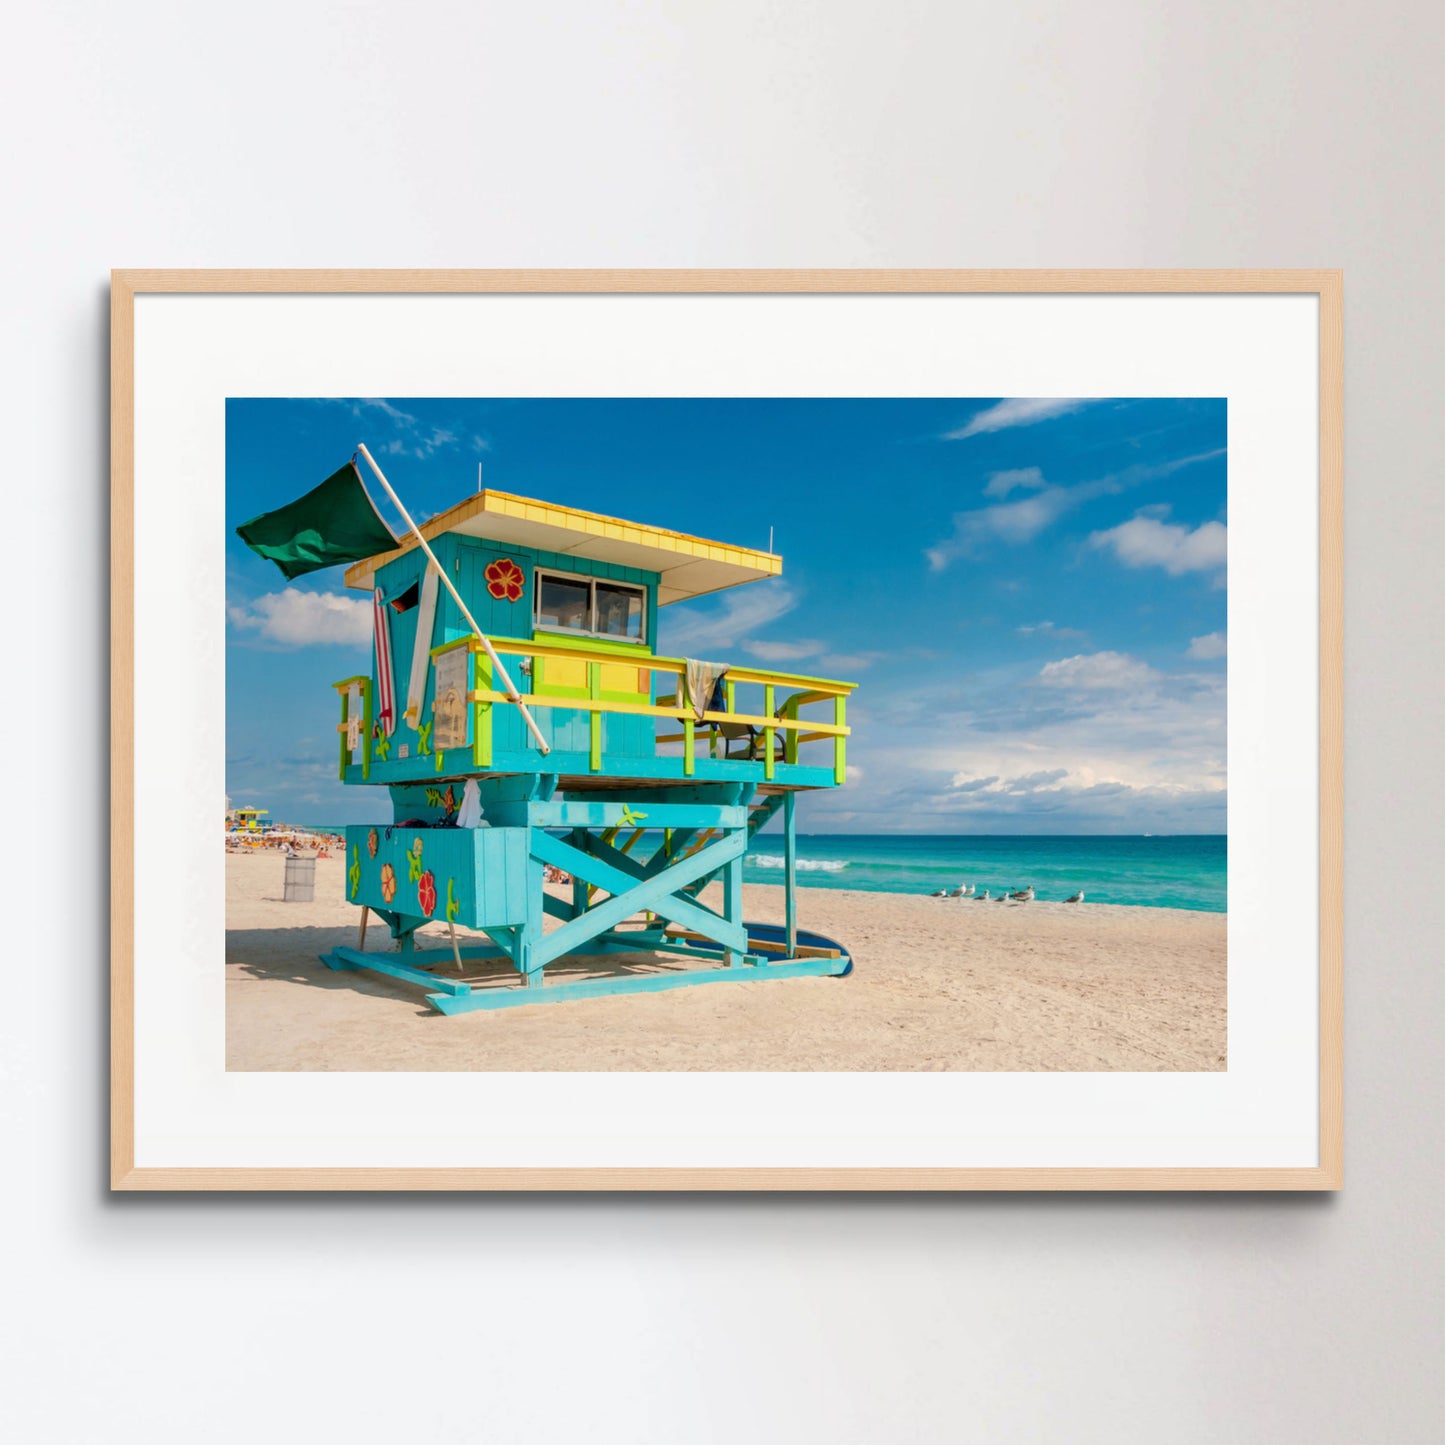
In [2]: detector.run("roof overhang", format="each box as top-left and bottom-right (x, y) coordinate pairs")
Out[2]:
(343, 489), (781, 604)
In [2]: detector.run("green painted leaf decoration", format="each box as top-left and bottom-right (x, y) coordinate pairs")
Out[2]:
(407, 837), (425, 883)
(417, 720), (433, 755)
(445, 877), (460, 922)
(425, 787), (442, 807)
(618, 805), (649, 828)
(348, 845), (361, 900)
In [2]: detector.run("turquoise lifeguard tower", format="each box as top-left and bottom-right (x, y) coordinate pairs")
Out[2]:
(319, 470), (857, 1013)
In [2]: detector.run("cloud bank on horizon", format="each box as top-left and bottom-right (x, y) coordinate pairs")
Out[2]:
(225, 396), (1227, 834)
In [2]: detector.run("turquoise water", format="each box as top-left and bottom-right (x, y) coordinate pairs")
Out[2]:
(303, 823), (1225, 913)
(743, 834), (1227, 913)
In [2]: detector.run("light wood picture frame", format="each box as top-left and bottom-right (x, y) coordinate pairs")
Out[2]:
(112, 269), (1342, 1190)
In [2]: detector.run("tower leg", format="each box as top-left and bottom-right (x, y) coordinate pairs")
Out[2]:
(570, 828), (589, 919)
(784, 791), (798, 958)
(521, 847), (547, 986)
(722, 845), (744, 966)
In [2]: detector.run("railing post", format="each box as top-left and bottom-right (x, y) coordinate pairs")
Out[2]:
(588, 660), (603, 771)
(834, 694), (847, 785)
(473, 648), (493, 769)
(682, 672), (695, 776)
(763, 683), (776, 780)
(361, 678), (373, 780)
(784, 696), (800, 765)
(337, 686), (351, 780)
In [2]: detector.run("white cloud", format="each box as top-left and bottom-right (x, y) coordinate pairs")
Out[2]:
(1091, 510), (1227, 576)
(1187, 631), (1227, 659)
(318, 398), (463, 461)
(1037, 651), (1160, 691)
(944, 398), (1092, 439)
(662, 582), (798, 657)
(229, 588), (372, 647)
(741, 637), (823, 662)
(925, 448), (1225, 571)
(1016, 620), (1086, 640)
(925, 488), (1076, 569)
(982, 466), (1048, 499)
(819, 651), (884, 674)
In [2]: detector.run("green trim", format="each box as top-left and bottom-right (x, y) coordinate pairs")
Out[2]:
(473, 652), (493, 768)
(531, 628), (652, 659)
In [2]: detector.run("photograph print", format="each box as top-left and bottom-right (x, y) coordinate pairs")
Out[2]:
(225, 395), (1227, 1073)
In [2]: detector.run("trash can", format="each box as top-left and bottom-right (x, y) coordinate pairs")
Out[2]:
(283, 855), (316, 902)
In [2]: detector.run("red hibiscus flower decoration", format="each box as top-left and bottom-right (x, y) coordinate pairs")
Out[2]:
(379, 862), (397, 904)
(366, 828), (379, 858)
(484, 557), (525, 601)
(417, 869), (438, 917)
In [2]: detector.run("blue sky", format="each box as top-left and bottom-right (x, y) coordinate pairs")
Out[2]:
(226, 396), (1227, 834)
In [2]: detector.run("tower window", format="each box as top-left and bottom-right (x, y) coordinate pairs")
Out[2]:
(534, 570), (646, 642)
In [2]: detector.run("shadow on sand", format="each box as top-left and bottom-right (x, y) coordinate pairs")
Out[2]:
(227, 923), (706, 1011)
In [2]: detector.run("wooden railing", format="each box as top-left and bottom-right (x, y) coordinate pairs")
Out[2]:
(443, 634), (853, 783)
(332, 675), (373, 780)
(336, 636), (855, 783)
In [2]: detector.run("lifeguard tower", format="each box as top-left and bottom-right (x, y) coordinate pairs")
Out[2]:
(231, 806), (268, 833)
(319, 471), (856, 1014)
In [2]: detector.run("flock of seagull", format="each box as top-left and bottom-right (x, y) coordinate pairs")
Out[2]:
(927, 883), (1085, 904)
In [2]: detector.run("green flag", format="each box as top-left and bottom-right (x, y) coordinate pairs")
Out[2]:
(235, 461), (398, 580)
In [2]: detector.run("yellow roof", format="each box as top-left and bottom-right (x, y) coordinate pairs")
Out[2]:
(343, 489), (781, 604)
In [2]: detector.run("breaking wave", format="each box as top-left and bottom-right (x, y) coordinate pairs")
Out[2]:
(746, 853), (849, 873)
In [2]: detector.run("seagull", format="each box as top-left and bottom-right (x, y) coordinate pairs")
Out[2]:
(1064, 891), (1085, 904)
(948, 882), (974, 898)
(977, 889), (991, 901)
(996, 891), (1010, 902)
(1010, 886), (1035, 902)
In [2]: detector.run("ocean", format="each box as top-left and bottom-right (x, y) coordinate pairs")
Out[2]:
(743, 834), (1227, 913)
(307, 822), (1227, 913)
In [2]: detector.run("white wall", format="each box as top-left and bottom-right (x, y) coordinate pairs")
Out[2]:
(4, 3), (1442, 1440)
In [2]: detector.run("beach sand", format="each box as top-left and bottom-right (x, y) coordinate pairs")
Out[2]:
(225, 853), (1225, 1071)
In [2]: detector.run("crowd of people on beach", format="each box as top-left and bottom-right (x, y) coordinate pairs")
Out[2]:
(226, 831), (344, 859)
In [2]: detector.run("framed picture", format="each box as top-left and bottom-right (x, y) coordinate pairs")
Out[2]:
(112, 270), (1341, 1190)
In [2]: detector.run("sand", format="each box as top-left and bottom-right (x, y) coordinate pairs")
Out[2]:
(225, 853), (1225, 1072)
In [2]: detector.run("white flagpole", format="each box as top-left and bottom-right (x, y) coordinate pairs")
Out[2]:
(355, 443), (550, 756)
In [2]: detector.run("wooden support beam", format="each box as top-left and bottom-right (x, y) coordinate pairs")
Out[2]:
(424, 952), (849, 1015)
(528, 830), (748, 969)
(530, 830), (748, 955)
(321, 947), (472, 997)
